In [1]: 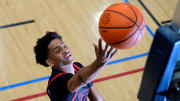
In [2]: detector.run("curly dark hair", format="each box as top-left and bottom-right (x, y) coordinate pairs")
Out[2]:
(34, 31), (62, 67)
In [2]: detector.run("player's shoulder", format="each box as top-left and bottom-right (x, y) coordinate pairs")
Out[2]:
(73, 62), (84, 68)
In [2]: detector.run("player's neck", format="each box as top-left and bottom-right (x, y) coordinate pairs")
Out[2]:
(54, 63), (75, 74)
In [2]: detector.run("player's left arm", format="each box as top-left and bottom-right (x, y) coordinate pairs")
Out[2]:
(88, 85), (105, 101)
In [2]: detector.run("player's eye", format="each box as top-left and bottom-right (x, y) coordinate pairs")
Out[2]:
(62, 44), (67, 48)
(55, 49), (60, 54)
(63, 45), (67, 48)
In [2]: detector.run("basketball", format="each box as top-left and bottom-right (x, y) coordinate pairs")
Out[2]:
(99, 3), (146, 49)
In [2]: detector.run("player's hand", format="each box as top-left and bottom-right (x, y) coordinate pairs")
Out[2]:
(93, 38), (118, 66)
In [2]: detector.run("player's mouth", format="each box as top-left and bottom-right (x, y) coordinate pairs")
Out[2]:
(65, 53), (72, 60)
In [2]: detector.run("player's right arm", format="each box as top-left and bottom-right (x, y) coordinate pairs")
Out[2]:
(67, 39), (118, 92)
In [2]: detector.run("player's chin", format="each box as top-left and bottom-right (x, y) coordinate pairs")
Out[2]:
(66, 56), (74, 63)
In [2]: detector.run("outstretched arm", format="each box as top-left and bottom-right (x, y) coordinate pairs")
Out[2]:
(67, 39), (118, 92)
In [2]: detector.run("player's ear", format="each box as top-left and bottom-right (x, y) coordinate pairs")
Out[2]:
(45, 58), (54, 67)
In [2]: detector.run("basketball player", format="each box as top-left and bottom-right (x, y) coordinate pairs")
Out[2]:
(34, 32), (118, 101)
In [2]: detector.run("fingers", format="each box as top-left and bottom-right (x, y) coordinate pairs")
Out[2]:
(104, 44), (108, 52)
(94, 38), (118, 56)
(110, 49), (118, 58)
(98, 38), (102, 51)
(93, 38), (118, 65)
(104, 44), (109, 56)
(106, 47), (113, 58)
(92, 43), (98, 54)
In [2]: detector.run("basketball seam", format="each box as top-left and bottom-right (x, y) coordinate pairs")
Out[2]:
(133, 19), (146, 47)
(99, 10), (137, 29)
(100, 4), (140, 42)
(127, 4), (146, 46)
(109, 24), (145, 48)
(100, 4), (141, 30)
(100, 4), (145, 47)
(125, 4), (141, 29)
(109, 14), (143, 45)
(131, 24), (146, 47)
(124, 3), (144, 44)
(100, 8), (139, 42)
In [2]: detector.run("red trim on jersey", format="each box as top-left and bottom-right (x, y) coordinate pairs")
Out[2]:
(72, 91), (78, 101)
(47, 63), (81, 101)
(73, 64), (81, 70)
(47, 72), (66, 88)
(74, 68), (78, 72)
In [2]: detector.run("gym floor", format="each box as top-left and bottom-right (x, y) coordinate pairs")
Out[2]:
(0, 0), (178, 101)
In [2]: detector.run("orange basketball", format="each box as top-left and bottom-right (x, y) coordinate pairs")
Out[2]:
(99, 3), (146, 49)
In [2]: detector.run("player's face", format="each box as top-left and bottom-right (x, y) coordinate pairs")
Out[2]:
(47, 39), (74, 67)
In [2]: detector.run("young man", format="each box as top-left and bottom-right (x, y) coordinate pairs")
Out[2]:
(34, 32), (118, 101)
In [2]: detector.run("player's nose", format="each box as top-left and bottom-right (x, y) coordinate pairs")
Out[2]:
(62, 47), (69, 53)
